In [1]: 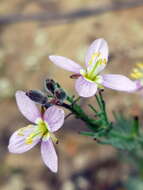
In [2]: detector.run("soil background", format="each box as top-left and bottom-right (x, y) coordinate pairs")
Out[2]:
(0, 0), (143, 190)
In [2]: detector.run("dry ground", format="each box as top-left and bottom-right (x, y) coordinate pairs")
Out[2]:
(0, 0), (143, 190)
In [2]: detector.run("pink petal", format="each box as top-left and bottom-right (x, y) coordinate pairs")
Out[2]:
(129, 80), (143, 93)
(41, 139), (58, 173)
(16, 91), (41, 123)
(43, 106), (64, 132)
(49, 55), (82, 73)
(85, 38), (108, 67)
(102, 74), (137, 92)
(8, 125), (40, 154)
(135, 80), (143, 91)
(134, 81), (143, 95)
(75, 76), (97, 97)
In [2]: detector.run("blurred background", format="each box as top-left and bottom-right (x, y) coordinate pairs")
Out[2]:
(0, 0), (143, 189)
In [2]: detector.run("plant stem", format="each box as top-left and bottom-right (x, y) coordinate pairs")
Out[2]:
(62, 96), (100, 131)
(97, 90), (110, 126)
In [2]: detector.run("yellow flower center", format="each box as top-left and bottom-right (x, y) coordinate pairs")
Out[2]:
(25, 119), (49, 144)
(131, 62), (143, 80)
(18, 119), (58, 145)
(80, 52), (106, 88)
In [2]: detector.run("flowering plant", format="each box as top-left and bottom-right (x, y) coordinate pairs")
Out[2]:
(8, 91), (64, 172)
(8, 38), (143, 189)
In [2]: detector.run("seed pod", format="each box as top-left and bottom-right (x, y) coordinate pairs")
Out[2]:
(54, 88), (67, 101)
(44, 79), (56, 94)
(26, 90), (47, 105)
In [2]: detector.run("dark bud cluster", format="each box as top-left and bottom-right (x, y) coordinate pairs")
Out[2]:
(26, 90), (47, 105)
(26, 79), (67, 108)
(44, 78), (67, 102)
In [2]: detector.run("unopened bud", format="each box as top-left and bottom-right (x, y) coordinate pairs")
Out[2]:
(44, 79), (56, 94)
(26, 90), (47, 105)
(54, 88), (67, 101)
(44, 102), (53, 109)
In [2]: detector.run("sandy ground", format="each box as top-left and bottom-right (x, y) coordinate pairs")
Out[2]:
(0, 0), (143, 189)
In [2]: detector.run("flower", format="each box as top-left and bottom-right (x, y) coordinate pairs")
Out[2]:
(49, 38), (136, 97)
(8, 91), (65, 173)
(130, 62), (143, 91)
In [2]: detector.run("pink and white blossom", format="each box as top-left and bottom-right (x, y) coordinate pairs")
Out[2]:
(49, 38), (136, 97)
(8, 91), (64, 173)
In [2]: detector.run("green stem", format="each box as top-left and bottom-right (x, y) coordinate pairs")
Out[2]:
(65, 96), (100, 131)
(96, 90), (110, 127)
(88, 104), (98, 114)
(131, 116), (139, 137)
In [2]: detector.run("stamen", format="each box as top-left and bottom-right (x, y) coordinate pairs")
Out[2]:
(17, 132), (24, 136)
(85, 51), (107, 81)
(25, 130), (42, 144)
(137, 63), (143, 69)
(25, 121), (49, 144)
(131, 62), (143, 80)
(88, 52), (101, 65)
(42, 133), (50, 141)
(17, 125), (32, 136)
(18, 129), (25, 136)
(103, 58), (107, 65)
(70, 74), (81, 79)
(131, 70), (143, 79)
(87, 59), (102, 79)
(50, 133), (59, 144)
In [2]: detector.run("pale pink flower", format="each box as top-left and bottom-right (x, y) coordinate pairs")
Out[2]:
(49, 38), (136, 97)
(8, 91), (64, 173)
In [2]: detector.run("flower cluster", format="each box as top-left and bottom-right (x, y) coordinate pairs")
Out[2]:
(8, 38), (137, 173)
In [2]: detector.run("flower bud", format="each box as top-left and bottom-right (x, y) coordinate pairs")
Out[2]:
(44, 79), (56, 94)
(54, 88), (67, 101)
(44, 102), (53, 109)
(26, 90), (47, 105)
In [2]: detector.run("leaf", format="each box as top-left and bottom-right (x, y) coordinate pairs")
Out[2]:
(125, 177), (143, 190)
(99, 136), (138, 150)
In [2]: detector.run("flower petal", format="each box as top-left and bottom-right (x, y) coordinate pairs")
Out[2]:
(44, 106), (64, 132)
(8, 125), (40, 154)
(41, 139), (58, 173)
(16, 91), (41, 123)
(75, 76), (97, 97)
(102, 74), (137, 92)
(134, 80), (143, 91)
(85, 38), (108, 67)
(49, 55), (82, 73)
(129, 80), (143, 93)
